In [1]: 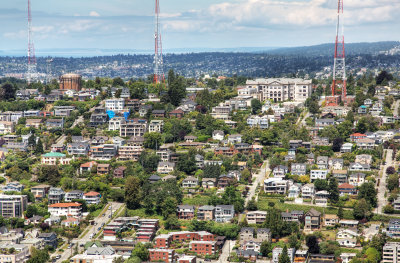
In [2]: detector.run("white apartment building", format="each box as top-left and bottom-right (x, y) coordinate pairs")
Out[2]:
(108, 117), (125, 131)
(149, 120), (164, 133)
(48, 202), (82, 217)
(264, 178), (289, 195)
(383, 242), (400, 263)
(247, 116), (269, 129)
(83, 191), (101, 205)
(247, 211), (267, 224)
(246, 78), (312, 102)
(310, 170), (329, 181)
(105, 98), (125, 112)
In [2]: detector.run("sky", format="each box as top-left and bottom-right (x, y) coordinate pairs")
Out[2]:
(0, 0), (400, 54)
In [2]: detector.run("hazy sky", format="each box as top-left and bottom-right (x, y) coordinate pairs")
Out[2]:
(1, 0), (399, 52)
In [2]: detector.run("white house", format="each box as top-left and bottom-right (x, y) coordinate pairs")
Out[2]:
(288, 184), (301, 198)
(48, 203), (82, 217)
(310, 170), (329, 181)
(83, 191), (101, 205)
(348, 173), (366, 187)
(105, 98), (125, 112)
(212, 130), (224, 141)
(301, 184), (315, 199)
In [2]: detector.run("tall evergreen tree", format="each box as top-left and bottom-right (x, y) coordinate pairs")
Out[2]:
(278, 246), (291, 263)
(328, 177), (339, 203)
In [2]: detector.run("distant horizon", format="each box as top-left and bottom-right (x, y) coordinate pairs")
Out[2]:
(0, 40), (399, 58)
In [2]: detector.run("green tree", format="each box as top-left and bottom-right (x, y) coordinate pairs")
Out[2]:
(35, 138), (44, 155)
(365, 247), (380, 263)
(328, 177), (339, 203)
(247, 198), (258, 211)
(38, 165), (60, 186)
(387, 174), (399, 191)
(306, 235), (320, 254)
(278, 246), (291, 263)
(143, 132), (162, 150)
(353, 198), (372, 220)
(166, 69), (186, 106)
(260, 241), (272, 257)
(131, 243), (149, 261)
(26, 247), (49, 263)
(337, 206), (344, 219)
(164, 214), (181, 230)
(358, 182), (377, 207)
(251, 99), (262, 114)
(125, 177), (142, 209)
(314, 179), (329, 191)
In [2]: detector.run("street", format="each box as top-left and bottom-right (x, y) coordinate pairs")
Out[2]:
(52, 202), (125, 263)
(245, 160), (270, 206)
(375, 149), (393, 214)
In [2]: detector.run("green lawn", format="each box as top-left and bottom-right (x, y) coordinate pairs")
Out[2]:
(258, 197), (354, 219)
(127, 208), (164, 221)
(183, 195), (211, 206)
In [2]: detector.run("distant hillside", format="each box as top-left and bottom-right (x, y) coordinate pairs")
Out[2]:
(266, 41), (400, 56)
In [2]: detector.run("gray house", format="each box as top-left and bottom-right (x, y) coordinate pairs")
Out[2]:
(215, 205), (235, 223)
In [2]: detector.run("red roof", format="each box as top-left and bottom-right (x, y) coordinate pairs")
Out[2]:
(80, 161), (97, 168)
(338, 183), (355, 189)
(84, 191), (101, 196)
(49, 202), (82, 208)
(350, 133), (366, 137)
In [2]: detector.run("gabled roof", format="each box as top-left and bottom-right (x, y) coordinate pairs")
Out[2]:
(306, 208), (321, 217)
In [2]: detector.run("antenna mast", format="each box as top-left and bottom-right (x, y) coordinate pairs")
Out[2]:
(331, 0), (346, 100)
(154, 0), (164, 84)
(27, 0), (37, 84)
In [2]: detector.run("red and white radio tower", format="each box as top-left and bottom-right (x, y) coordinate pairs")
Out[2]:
(154, 0), (164, 84)
(27, 0), (37, 84)
(331, 0), (346, 99)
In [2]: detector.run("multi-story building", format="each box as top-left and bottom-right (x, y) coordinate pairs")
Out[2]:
(0, 195), (27, 218)
(272, 247), (296, 263)
(149, 120), (164, 133)
(118, 146), (143, 161)
(83, 191), (101, 205)
(382, 242), (400, 263)
(246, 78), (312, 102)
(105, 98), (125, 112)
(197, 205), (215, 221)
(48, 187), (65, 204)
(247, 116), (269, 129)
(30, 184), (50, 201)
(41, 152), (70, 165)
(215, 205), (235, 223)
(264, 178), (289, 195)
(67, 142), (90, 156)
(0, 121), (15, 134)
(48, 202), (82, 217)
(149, 249), (175, 263)
(120, 119), (147, 137)
(90, 144), (117, 160)
(177, 205), (195, 220)
(64, 190), (84, 202)
(304, 209), (321, 231)
(310, 170), (329, 181)
(108, 117), (125, 131)
(0, 243), (30, 263)
(54, 106), (75, 117)
(246, 211), (267, 224)
(189, 241), (217, 255)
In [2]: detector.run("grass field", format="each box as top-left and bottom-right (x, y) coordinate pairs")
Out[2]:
(183, 195), (212, 206)
(258, 196), (355, 219)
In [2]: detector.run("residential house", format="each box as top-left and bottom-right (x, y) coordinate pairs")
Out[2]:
(177, 205), (195, 220)
(182, 176), (199, 189)
(83, 191), (101, 205)
(30, 184), (50, 201)
(0, 243), (30, 263)
(46, 118), (64, 129)
(48, 203), (82, 217)
(348, 173), (366, 187)
(215, 205), (235, 223)
(349, 163), (370, 172)
(329, 158), (344, 170)
(324, 214), (339, 226)
(197, 205), (215, 221)
(218, 174), (236, 188)
(227, 134), (242, 144)
(149, 120), (164, 133)
(97, 163), (111, 175)
(246, 211), (267, 225)
(38, 232), (58, 248)
(120, 119), (147, 137)
(25, 118), (44, 129)
(355, 154), (373, 165)
(316, 156), (329, 169)
(169, 109), (185, 118)
(113, 166), (127, 178)
(291, 163), (307, 175)
(212, 130), (224, 141)
(67, 142), (90, 156)
(341, 143), (353, 153)
(41, 152), (70, 165)
(48, 188), (65, 204)
(288, 184), (301, 198)
(332, 170), (348, 184)
(356, 138), (375, 149)
(80, 161), (97, 174)
(157, 162), (175, 174)
(310, 170), (329, 181)
(64, 190), (84, 202)
(304, 209), (321, 231)
(339, 183), (357, 196)
(273, 165), (288, 178)
(301, 184), (315, 199)
(202, 178), (217, 189)
(341, 253), (357, 263)
(263, 178), (289, 195)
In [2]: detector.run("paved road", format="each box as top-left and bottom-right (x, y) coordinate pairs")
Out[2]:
(375, 149), (393, 214)
(212, 240), (235, 263)
(55, 116), (84, 145)
(52, 202), (125, 263)
(245, 160), (270, 206)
